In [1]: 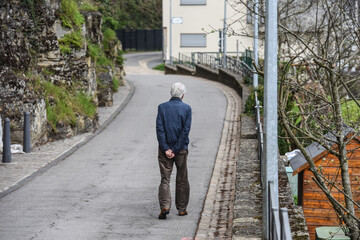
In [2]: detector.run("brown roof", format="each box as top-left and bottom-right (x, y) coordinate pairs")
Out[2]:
(290, 127), (359, 175)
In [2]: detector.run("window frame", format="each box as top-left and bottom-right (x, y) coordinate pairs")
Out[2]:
(180, 0), (206, 6)
(180, 33), (207, 48)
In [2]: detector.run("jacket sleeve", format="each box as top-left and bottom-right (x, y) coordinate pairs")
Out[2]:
(156, 105), (170, 152)
(171, 107), (192, 154)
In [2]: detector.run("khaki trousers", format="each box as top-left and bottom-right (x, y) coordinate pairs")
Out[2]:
(158, 149), (190, 212)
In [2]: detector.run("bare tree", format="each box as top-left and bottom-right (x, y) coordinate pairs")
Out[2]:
(231, 0), (360, 238)
(276, 0), (360, 238)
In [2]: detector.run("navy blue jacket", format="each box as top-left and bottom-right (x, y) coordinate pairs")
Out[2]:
(156, 97), (192, 154)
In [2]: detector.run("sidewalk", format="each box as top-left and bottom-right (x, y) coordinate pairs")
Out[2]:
(0, 81), (134, 199)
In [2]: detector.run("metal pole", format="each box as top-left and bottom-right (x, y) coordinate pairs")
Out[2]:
(2, 118), (11, 163)
(236, 40), (240, 73)
(262, 0), (278, 239)
(169, 0), (173, 65)
(223, 0), (227, 68)
(0, 115), (2, 152)
(23, 111), (31, 153)
(253, 0), (259, 89)
(236, 40), (239, 62)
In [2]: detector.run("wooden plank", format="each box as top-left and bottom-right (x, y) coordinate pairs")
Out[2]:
(303, 208), (337, 218)
(303, 178), (360, 187)
(303, 200), (337, 209)
(303, 192), (345, 201)
(313, 160), (360, 168)
(304, 168), (353, 176)
(305, 217), (339, 226)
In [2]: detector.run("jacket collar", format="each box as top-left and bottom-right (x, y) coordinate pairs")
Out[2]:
(170, 97), (182, 102)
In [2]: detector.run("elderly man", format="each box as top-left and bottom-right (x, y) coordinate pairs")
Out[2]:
(156, 82), (192, 220)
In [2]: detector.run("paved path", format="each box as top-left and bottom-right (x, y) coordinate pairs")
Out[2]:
(0, 52), (243, 240)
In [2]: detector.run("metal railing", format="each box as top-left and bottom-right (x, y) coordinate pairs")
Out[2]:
(192, 52), (221, 69)
(269, 181), (292, 240)
(225, 55), (254, 78)
(179, 53), (195, 69)
(254, 91), (263, 183)
(169, 56), (181, 66)
(255, 91), (292, 240)
(171, 51), (254, 78)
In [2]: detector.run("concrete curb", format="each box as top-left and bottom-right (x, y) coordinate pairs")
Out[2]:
(0, 80), (135, 199)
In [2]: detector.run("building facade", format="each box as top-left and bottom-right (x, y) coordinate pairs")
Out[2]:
(162, 0), (254, 61)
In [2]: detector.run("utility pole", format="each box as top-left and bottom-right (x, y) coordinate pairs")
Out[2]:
(262, 0), (278, 239)
(253, 0), (259, 89)
(223, 0), (227, 68)
(169, 0), (173, 65)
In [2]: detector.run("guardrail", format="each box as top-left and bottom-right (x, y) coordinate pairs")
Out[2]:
(170, 56), (180, 66)
(171, 51), (254, 78)
(269, 181), (292, 240)
(254, 90), (263, 184)
(179, 53), (195, 70)
(255, 91), (292, 240)
(225, 55), (253, 78)
(192, 52), (221, 69)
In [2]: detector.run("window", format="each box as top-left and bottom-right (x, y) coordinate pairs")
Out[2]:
(180, 0), (206, 5)
(180, 34), (206, 47)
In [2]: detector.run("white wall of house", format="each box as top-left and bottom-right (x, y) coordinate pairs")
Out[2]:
(162, 0), (254, 61)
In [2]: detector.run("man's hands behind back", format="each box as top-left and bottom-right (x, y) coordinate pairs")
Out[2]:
(165, 149), (175, 159)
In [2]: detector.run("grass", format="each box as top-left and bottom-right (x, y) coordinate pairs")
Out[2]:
(153, 63), (165, 71)
(341, 100), (360, 124)
(87, 42), (102, 61)
(60, 0), (84, 29)
(79, 2), (98, 12)
(113, 77), (120, 92)
(102, 28), (117, 51)
(59, 31), (84, 49)
(39, 81), (96, 131)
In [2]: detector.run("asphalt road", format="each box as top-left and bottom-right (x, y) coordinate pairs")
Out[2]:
(0, 53), (227, 240)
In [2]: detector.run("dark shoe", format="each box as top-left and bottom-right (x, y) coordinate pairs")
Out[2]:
(158, 208), (170, 219)
(178, 211), (188, 216)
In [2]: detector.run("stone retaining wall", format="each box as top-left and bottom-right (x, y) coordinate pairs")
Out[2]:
(176, 65), (195, 76)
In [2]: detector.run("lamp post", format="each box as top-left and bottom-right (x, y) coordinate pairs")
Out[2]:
(169, 0), (173, 65)
(262, 0), (278, 238)
(253, 0), (259, 89)
(223, 0), (227, 68)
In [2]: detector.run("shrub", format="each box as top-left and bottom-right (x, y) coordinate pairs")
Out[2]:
(60, 0), (84, 29)
(102, 16), (120, 30)
(116, 50), (124, 65)
(79, 2), (98, 12)
(97, 55), (113, 67)
(87, 42), (102, 61)
(59, 31), (84, 55)
(102, 28), (117, 51)
(59, 31), (84, 49)
(59, 44), (72, 55)
(245, 85), (264, 115)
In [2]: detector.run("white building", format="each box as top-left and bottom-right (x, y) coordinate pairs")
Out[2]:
(162, 0), (254, 62)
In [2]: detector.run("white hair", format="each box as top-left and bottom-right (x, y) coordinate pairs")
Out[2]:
(170, 82), (186, 98)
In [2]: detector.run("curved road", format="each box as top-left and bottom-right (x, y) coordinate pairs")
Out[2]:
(0, 52), (227, 240)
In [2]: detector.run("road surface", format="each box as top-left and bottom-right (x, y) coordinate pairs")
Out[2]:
(0, 52), (227, 240)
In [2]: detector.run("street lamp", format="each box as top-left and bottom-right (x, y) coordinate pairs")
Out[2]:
(262, 0), (278, 238)
(223, 0), (227, 68)
(253, 0), (259, 89)
(169, 0), (173, 65)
